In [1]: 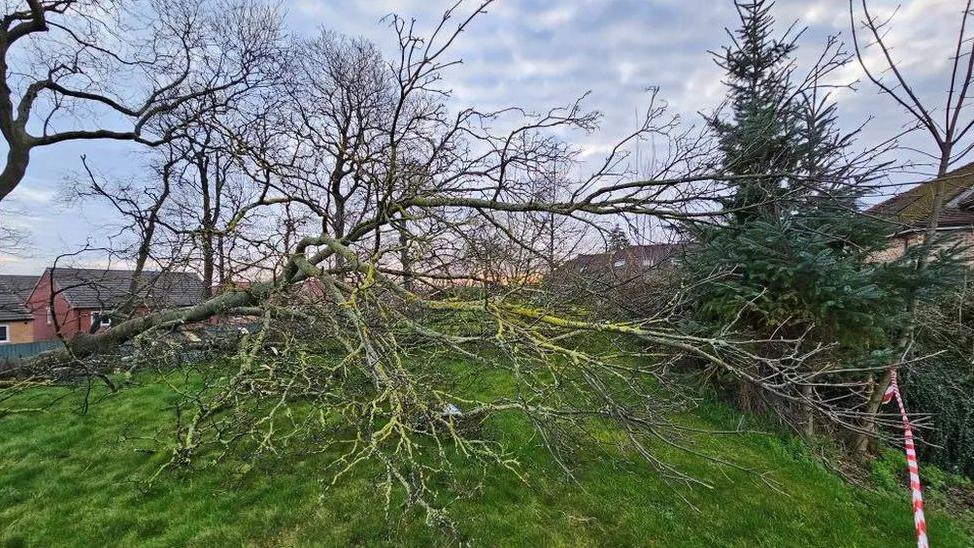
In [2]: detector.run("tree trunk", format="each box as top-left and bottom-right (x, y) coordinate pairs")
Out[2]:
(199, 154), (215, 300)
(201, 232), (215, 300)
(0, 142), (30, 202)
(853, 151), (950, 458)
(854, 370), (894, 456)
(801, 384), (814, 438)
(78, 289), (255, 351)
(399, 223), (413, 293)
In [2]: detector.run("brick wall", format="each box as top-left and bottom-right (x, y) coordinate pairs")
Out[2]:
(874, 227), (974, 263)
(26, 271), (84, 341)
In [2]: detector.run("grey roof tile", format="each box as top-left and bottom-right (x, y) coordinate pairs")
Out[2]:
(48, 268), (205, 310)
(0, 275), (38, 321)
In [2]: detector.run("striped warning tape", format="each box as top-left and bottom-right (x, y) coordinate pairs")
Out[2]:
(882, 369), (929, 548)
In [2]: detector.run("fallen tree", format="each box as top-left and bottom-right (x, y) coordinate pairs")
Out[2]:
(3, 0), (927, 527)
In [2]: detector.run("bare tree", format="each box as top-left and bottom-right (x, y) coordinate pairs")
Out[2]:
(0, 0), (283, 203)
(851, 0), (974, 185)
(71, 153), (179, 313)
(849, 0), (974, 454)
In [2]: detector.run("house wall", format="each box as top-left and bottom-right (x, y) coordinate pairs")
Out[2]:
(874, 227), (974, 263)
(27, 271), (84, 341)
(26, 270), (169, 341)
(0, 320), (34, 343)
(76, 308), (115, 335)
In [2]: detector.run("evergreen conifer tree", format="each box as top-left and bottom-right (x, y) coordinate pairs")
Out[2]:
(686, 0), (962, 437)
(709, 0), (804, 223)
(607, 225), (630, 251)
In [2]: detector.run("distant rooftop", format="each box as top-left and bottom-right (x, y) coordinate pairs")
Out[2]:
(0, 274), (39, 321)
(868, 162), (974, 230)
(561, 243), (685, 273)
(45, 267), (205, 310)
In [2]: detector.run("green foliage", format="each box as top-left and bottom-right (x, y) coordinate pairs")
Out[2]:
(905, 360), (974, 477)
(688, 214), (962, 349)
(871, 447), (974, 510)
(690, 0), (915, 348)
(901, 285), (974, 477)
(871, 449), (906, 493)
(689, 0), (967, 351)
(692, 1), (972, 487)
(684, 0), (968, 442)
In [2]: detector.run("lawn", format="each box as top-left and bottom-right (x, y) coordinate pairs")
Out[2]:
(0, 365), (972, 547)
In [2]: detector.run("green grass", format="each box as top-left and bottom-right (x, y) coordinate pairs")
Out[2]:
(0, 370), (971, 547)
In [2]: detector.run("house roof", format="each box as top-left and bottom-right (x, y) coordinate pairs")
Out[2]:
(561, 243), (684, 274)
(867, 162), (974, 230)
(0, 274), (39, 321)
(46, 268), (206, 310)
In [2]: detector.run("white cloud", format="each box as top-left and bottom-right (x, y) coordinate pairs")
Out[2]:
(8, 186), (55, 205)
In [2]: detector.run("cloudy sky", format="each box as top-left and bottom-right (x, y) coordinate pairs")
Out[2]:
(0, 0), (969, 274)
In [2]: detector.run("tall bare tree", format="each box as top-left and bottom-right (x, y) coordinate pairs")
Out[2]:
(849, 0), (974, 454)
(0, 0), (283, 203)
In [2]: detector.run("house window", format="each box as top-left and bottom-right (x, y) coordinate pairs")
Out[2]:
(641, 259), (655, 267)
(613, 259), (626, 268)
(948, 187), (974, 209)
(91, 311), (111, 328)
(46, 307), (52, 325)
(0, 325), (8, 343)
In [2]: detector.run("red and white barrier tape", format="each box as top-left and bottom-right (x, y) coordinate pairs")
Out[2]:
(882, 369), (929, 548)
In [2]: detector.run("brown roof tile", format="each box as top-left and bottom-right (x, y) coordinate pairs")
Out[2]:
(868, 162), (974, 229)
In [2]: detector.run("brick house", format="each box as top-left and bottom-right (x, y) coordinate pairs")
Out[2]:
(0, 275), (39, 344)
(868, 162), (974, 261)
(27, 268), (206, 341)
